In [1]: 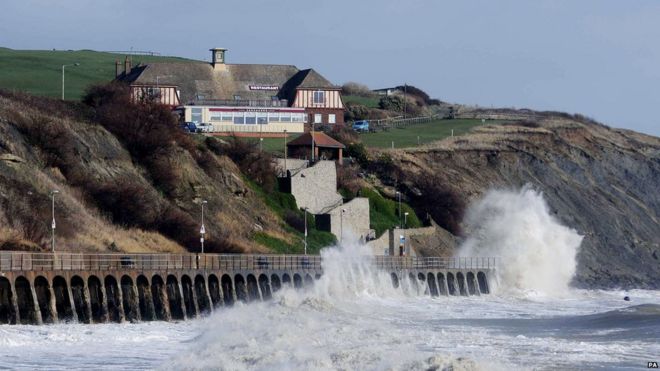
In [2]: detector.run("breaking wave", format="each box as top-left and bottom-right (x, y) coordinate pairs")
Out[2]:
(458, 185), (583, 296)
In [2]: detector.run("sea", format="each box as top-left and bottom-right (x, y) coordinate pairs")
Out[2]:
(0, 187), (657, 370)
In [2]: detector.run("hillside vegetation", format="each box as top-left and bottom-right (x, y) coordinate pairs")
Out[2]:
(0, 48), (198, 100)
(0, 87), (323, 253)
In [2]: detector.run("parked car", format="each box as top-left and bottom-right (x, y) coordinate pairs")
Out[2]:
(196, 123), (214, 133)
(180, 122), (197, 133)
(352, 120), (369, 132)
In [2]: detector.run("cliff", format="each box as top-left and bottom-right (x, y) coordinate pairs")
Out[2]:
(384, 115), (659, 289)
(0, 91), (291, 253)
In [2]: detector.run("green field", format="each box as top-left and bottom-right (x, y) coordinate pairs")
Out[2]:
(0, 47), (199, 100)
(342, 94), (380, 108)
(359, 119), (498, 148)
(245, 135), (302, 155)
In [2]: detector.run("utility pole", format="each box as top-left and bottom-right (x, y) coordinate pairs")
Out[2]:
(50, 190), (59, 252)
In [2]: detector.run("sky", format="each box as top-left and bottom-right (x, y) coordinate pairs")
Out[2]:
(1, 0), (659, 136)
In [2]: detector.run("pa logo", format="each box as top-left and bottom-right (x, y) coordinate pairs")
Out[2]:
(648, 361), (659, 368)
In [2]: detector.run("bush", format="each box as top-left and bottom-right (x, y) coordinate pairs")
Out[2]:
(344, 103), (370, 121)
(327, 124), (359, 146)
(336, 164), (361, 197)
(341, 82), (375, 97)
(207, 136), (277, 193)
(360, 187), (421, 237)
(347, 143), (369, 166)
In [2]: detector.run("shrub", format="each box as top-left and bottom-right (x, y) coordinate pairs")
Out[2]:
(347, 143), (369, 166)
(336, 164), (362, 197)
(344, 103), (370, 121)
(207, 136), (277, 193)
(327, 124), (359, 146)
(341, 82), (375, 97)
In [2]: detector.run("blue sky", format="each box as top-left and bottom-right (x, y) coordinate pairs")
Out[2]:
(1, 0), (658, 135)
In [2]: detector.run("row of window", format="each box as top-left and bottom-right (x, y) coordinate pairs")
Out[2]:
(314, 113), (336, 124)
(210, 111), (306, 124)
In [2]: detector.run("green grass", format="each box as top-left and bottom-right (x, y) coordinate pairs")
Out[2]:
(360, 187), (421, 237)
(245, 135), (302, 156)
(0, 47), (200, 100)
(342, 95), (380, 108)
(246, 179), (336, 254)
(359, 118), (501, 148)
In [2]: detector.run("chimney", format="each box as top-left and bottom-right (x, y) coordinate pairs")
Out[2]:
(115, 59), (121, 77)
(210, 48), (227, 69)
(124, 56), (131, 75)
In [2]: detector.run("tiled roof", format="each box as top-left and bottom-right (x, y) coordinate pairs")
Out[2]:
(116, 62), (338, 105)
(287, 132), (346, 149)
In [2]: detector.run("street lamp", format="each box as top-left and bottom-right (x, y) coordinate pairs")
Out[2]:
(396, 191), (402, 228)
(303, 207), (308, 255)
(404, 212), (409, 256)
(283, 129), (288, 176)
(340, 208), (346, 246)
(61, 63), (80, 100)
(200, 200), (208, 254)
(49, 190), (59, 252)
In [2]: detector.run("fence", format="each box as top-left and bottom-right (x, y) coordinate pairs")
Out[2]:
(348, 114), (442, 133)
(0, 252), (497, 272)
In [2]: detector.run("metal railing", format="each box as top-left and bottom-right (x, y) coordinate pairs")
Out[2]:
(192, 99), (289, 107)
(0, 252), (496, 273)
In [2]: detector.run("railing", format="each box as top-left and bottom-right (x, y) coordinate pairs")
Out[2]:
(373, 256), (498, 270)
(192, 99), (289, 107)
(0, 252), (497, 272)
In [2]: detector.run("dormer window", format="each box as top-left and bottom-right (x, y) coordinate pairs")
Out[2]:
(313, 91), (325, 104)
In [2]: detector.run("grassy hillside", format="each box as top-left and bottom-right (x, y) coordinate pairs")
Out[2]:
(0, 48), (199, 100)
(359, 119), (502, 148)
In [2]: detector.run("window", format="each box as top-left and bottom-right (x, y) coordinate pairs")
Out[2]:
(268, 112), (280, 122)
(191, 108), (202, 123)
(280, 113), (291, 122)
(328, 114), (336, 124)
(233, 113), (245, 124)
(292, 113), (303, 122)
(245, 112), (256, 124)
(313, 91), (325, 104)
(257, 113), (268, 125)
(314, 114), (322, 124)
(221, 112), (233, 121)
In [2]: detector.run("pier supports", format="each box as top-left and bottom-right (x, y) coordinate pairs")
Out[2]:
(0, 262), (492, 326)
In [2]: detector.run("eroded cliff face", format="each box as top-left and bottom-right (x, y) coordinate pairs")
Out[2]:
(0, 94), (287, 253)
(388, 118), (660, 289)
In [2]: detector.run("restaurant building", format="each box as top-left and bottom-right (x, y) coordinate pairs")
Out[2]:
(115, 48), (344, 134)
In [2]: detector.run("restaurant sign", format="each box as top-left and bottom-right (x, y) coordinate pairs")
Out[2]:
(249, 85), (279, 91)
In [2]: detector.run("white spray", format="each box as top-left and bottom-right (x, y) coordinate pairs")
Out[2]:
(458, 185), (582, 296)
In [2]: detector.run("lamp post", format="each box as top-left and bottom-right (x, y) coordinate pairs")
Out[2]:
(61, 63), (80, 100)
(283, 129), (288, 176)
(50, 190), (59, 252)
(396, 191), (402, 228)
(304, 207), (308, 255)
(404, 212), (409, 255)
(200, 200), (207, 254)
(340, 208), (346, 246)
